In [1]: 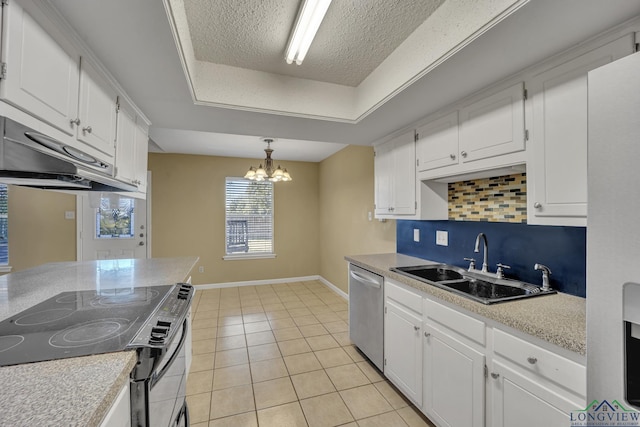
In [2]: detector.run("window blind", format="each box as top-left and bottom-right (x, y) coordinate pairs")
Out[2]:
(225, 178), (274, 255)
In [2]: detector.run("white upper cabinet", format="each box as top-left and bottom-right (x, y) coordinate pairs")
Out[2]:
(77, 60), (117, 158)
(0, 1), (79, 136)
(0, 0), (149, 192)
(416, 111), (459, 172)
(115, 105), (136, 184)
(133, 119), (149, 194)
(374, 130), (416, 217)
(527, 34), (635, 226)
(459, 82), (526, 164)
(115, 99), (149, 195)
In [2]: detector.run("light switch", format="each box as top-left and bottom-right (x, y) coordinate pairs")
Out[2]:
(413, 229), (420, 242)
(436, 230), (448, 246)
(65, 211), (75, 220)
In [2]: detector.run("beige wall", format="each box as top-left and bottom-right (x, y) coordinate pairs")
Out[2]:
(148, 146), (394, 292)
(148, 153), (320, 285)
(318, 146), (396, 293)
(7, 186), (77, 272)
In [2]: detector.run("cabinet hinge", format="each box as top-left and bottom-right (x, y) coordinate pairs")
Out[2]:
(115, 96), (120, 113)
(635, 32), (640, 52)
(484, 364), (488, 379)
(384, 306), (387, 314)
(0, 62), (7, 80)
(525, 129), (529, 141)
(1, 0), (8, 7)
(384, 358), (387, 366)
(415, 201), (417, 210)
(523, 87), (528, 100)
(416, 159), (419, 167)
(414, 132), (419, 142)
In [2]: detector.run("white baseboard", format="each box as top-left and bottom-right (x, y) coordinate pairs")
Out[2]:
(195, 275), (348, 301)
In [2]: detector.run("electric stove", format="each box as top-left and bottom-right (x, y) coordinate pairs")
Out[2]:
(0, 285), (173, 366)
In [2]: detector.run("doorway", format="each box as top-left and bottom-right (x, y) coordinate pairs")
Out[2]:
(77, 192), (149, 260)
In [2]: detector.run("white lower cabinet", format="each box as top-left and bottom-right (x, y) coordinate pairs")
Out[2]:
(384, 280), (423, 407)
(382, 281), (586, 427)
(99, 382), (131, 427)
(490, 360), (577, 427)
(423, 323), (485, 427)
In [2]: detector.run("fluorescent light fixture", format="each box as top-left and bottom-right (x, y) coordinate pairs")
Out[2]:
(285, 0), (332, 65)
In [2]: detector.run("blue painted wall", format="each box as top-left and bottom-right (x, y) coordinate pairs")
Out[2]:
(397, 220), (586, 297)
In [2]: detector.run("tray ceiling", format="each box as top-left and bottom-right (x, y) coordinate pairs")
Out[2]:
(166, 0), (528, 122)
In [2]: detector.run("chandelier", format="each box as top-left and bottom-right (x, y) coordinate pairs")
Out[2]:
(244, 139), (292, 182)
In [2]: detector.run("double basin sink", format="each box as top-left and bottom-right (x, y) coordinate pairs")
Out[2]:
(390, 264), (556, 304)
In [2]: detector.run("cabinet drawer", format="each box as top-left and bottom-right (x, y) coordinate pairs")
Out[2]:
(493, 329), (585, 396)
(385, 279), (422, 314)
(424, 298), (485, 346)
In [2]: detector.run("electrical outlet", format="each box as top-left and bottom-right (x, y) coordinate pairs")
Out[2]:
(413, 229), (420, 242)
(198, 266), (204, 273)
(436, 230), (448, 246)
(64, 211), (75, 220)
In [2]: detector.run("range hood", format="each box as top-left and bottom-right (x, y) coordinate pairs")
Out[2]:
(0, 116), (136, 192)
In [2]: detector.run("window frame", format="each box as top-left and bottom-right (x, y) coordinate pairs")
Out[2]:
(223, 177), (276, 261)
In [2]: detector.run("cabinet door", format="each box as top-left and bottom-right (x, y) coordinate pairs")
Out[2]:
(490, 361), (579, 427)
(459, 82), (525, 163)
(374, 131), (416, 217)
(0, 2), (78, 136)
(424, 324), (485, 427)
(392, 133), (416, 215)
(114, 107), (136, 184)
(527, 35), (634, 225)
(99, 383), (131, 427)
(384, 300), (422, 406)
(133, 121), (149, 194)
(416, 112), (459, 172)
(374, 142), (393, 215)
(78, 60), (117, 158)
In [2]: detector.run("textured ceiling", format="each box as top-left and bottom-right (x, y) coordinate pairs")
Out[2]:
(184, 0), (444, 87)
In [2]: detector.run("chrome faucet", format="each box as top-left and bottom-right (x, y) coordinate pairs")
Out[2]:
(474, 233), (489, 273)
(534, 263), (552, 291)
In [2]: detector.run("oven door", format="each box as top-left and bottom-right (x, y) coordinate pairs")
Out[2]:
(132, 318), (189, 427)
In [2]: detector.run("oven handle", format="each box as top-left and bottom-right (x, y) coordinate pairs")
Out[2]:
(151, 318), (188, 388)
(175, 400), (189, 427)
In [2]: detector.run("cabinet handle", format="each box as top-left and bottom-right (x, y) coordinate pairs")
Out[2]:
(527, 357), (538, 365)
(414, 325), (420, 331)
(449, 154), (456, 160)
(461, 151), (468, 158)
(533, 202), (542, 209)
(424, 332), (430, 338)
(82, 126), (93, 135)
(69, 118), (81, 127)
(490, 372), (500, 379)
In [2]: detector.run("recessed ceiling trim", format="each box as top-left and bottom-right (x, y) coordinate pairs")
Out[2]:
(163, 0), (198, 106)
(165, 0), (530, 123)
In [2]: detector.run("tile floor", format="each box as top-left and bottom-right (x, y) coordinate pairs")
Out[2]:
(187, 280), (435, 427)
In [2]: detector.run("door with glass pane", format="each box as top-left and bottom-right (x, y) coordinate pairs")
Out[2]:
(80, 194), (148, 260)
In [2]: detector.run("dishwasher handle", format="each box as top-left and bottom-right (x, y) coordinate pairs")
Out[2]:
(350, 270), (382, 289)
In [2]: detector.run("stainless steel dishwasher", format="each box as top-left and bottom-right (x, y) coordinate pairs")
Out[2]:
(348, 263), (384, 371)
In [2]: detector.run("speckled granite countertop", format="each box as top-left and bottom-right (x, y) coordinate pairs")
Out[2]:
(0, 352), (137, 426)
(0, 256), (198, 427)
(346, 253), (586, 356)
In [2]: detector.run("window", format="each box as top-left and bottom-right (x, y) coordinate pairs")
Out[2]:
(225, 178), (274, 258)
(0, 184), (7, 265)
(96, 197), (136, 239)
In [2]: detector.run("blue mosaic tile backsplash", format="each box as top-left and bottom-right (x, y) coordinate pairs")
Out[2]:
(397, 220), (586, 297)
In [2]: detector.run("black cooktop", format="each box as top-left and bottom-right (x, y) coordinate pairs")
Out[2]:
(0, 285), (173, 367)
